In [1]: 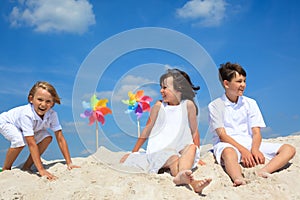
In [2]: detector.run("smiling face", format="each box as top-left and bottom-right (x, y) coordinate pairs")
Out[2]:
(224, 72), (246, 103)
(160, 76), (182, 105)
(29, 88), (54, 118)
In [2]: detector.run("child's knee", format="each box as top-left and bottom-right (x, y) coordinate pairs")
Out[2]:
(282, 144), (296, 158)
(188, 144), (197, 152)
(222, 147), (238, 160)
(170, 154), (179, 161)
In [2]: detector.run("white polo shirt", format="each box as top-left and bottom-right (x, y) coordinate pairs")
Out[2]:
(0, 104), (62, 137)
(208, 94), (266, 145)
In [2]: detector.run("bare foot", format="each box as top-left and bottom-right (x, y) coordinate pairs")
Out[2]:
(173, 170), (193, 185)
(190, 178), (212, 193)
(256, 170), (272, 178)
(21, 167), (34, 174)
(233, 178), (248, 187)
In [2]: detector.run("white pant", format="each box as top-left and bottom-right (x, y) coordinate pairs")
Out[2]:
(124, 146), (200, 173)
(0, 123), (51, 148)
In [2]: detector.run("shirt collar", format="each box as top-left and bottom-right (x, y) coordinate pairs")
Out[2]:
(221, 94), (243, 107)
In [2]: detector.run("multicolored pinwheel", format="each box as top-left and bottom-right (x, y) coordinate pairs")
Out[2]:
(122, 90), (152, 137)
(80, 94), (112, 125)
(80, 94), (112, 149)
(122, 90), (152, 119)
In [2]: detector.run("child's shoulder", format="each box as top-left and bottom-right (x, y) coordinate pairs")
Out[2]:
(240, 96), (258, 105)
(208, 96), (223, 106)
(154, 100), (162, 106)
(7, 104), (31, 113)
(185, 99), (194, 106)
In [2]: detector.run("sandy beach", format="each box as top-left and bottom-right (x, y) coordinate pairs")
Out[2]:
(0, 134), (299, 200)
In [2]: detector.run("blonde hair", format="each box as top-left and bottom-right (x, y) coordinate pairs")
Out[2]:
(28, 81), (61, 104)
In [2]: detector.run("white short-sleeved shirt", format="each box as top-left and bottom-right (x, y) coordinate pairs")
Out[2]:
(0, 104), (62, 137)
(208, 94), (266, 145)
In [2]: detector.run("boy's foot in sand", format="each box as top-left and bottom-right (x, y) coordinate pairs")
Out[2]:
(173, 170), (193, 185)
(233, 178), (248, 187)
(190, 178), (212, 193)
(256, 170), (272, 178)
(21, 166), (34, 174)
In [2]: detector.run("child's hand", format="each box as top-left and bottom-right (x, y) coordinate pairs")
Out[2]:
(240, 148), (256, 168)
(251, 149), (265, 165)
(120, 153), (130, 163)
(67, 163), (81, 170)
(39, 169), (57, 180)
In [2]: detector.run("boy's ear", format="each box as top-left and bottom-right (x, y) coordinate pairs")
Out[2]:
(28, 95), (33, 103)
(223, 80), (229, 88)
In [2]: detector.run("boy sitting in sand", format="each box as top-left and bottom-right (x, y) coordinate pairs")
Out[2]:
(121, 69), (211, 193)
(208, 62), (296, 186)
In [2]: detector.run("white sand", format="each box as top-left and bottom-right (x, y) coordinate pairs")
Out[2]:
(0, 135), (299, 200)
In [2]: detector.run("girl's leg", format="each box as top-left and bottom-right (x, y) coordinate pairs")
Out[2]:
(222, 147), (246, 186)
(175, 144), (212, 193)
(22, 136), (52, 170)
(3, 146), (24, 170)
(173, 144), (196, 185)
(257, 144), (295, 177)
(162, 155), (179, 176)
(178, 144), (196, 171)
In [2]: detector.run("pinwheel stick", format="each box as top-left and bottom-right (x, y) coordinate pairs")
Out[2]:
(96, 121), (99, 150)
(137, 119), (140, 138)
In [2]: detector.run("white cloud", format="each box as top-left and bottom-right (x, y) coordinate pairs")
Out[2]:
(176, 0), (227, 27)
(9, 0), (96, 34)
(112, 75), (160, 102)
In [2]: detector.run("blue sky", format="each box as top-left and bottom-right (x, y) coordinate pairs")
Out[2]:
(0, 0), (299, 166)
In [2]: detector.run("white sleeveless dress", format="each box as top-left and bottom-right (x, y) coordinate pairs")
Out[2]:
(124, 100), (200, 173)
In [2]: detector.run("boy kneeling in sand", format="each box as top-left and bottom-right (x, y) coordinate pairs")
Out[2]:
(0, 81), (80, 180)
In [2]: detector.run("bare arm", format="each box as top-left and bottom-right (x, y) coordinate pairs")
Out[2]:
(187, 100), (206, 165)
(187, 100), (200, 147)
(55, 130), (80, 169)
(132, 101), (161, 151)
(250, 127), (265, 164)
(25, 136), (56, 179)
(216, 128), (247, 152)
(216, 127), (256, 168)
(120, 101), (161, 163)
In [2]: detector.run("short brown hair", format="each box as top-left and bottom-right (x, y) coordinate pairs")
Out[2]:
(219, 62), (247, 83)
(28, 81), (61, 104)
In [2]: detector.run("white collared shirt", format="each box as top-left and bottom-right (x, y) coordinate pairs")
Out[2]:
(0, 104), (62, 137)
(208, 94), (266, 145)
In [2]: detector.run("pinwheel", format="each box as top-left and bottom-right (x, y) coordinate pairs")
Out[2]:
(80, 94), (112, 149)
(122, 90), (152, 137)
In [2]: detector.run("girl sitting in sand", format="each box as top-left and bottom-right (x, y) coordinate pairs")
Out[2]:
(120, 69), (211, 194)
(0, 81), (79, 180)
